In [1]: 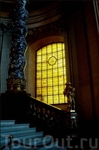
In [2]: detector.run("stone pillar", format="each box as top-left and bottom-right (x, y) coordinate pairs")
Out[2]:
(6, 0), (28, 92)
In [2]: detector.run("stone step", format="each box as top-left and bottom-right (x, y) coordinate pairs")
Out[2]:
(1, 131), (44, 146)
(0, 120), (67, 150)
(0, 120), (15, 125)
(1, 124), (30, 131)
(1, 127), (36, 134)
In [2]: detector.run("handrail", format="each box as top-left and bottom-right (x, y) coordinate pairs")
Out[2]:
(31, 96), (62, 111)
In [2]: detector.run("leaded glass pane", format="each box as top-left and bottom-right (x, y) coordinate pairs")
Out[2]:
(53, 86), (58, 95)
(58, 51), (63, 59)
(42, 96), (47, 103)
(57, 43), (62, 51)
(53, 62), (57, 69)
(37, 80), (41, 87)
(53, 95), (58, 104)
(53, 78), (58, 86)
(52, 44), (56, 52)
(63, 59), (66, 66)
(42, 63), (47, 70)
(47, 45), (51, 53)
(37, 88), (41, 95)
(42, 79), (47, 87)
(58, 68), (63, 76)
(42, 47), (46, 55)
(59, 85), (64, 94)
(63, 76), (66, 83)
(37, 55), (41, 63)
(48, 87), (52, 95)
(48, 78), (52, 86)
(48, 64), (52, 69)
(42, 55), (46, 63)
(42, 71), (47, 78)
(52, 52), (57, 58)
(37, 71), (41, 79)
(47, 54), (52, 60)
(58, 59), (62, 67)
(59, 95), (65, 103)
(37, 49), (41, 55)
(53, 69), (57, 77)
(48, 70), (53, 78)
(48, 96), (53, 104)
(37, 63), (41, 71)
(59, 76), (63, 84)
(42, 87), (47, 95)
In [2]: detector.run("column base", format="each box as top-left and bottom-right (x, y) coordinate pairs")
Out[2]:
(6, 78), (26, 93)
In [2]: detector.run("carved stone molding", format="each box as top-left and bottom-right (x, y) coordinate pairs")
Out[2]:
(27, 19), (67, 43)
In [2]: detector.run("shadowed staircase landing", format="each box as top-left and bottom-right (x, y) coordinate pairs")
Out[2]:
(0, 120), (66, 150)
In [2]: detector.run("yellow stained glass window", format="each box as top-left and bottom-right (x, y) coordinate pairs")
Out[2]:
(36, 43), (67, 104)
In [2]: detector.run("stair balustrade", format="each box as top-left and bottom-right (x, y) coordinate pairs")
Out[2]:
(26, 96), (78, 140)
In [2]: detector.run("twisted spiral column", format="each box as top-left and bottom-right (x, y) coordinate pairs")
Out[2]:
(6, 0), (28, 92)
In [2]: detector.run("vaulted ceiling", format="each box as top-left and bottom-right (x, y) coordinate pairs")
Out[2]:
(0, 0), (84, 46)
(0, 0), (84, 27)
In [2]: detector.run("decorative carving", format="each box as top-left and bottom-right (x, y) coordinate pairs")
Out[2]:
(27, 19), (67, 42)
(63, 82), (75, 111)
(6, 78), (26, 92)
(7, 0), (28, 92)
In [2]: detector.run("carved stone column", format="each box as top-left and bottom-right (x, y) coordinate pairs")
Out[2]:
(6, 0), (28, 92)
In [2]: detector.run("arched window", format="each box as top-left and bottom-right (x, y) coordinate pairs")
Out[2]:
(36, 43), (67, 104)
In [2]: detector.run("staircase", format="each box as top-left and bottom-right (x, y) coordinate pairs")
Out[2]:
(0, 120), (66, 150)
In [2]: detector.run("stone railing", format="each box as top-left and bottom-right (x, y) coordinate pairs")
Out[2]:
(27, 96), (78, 139)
